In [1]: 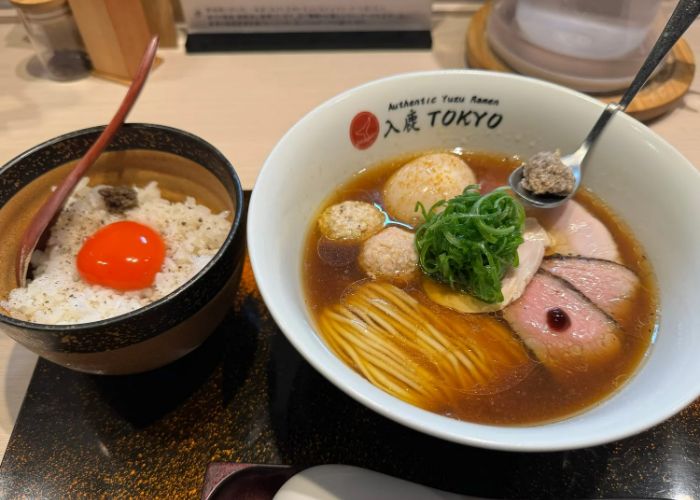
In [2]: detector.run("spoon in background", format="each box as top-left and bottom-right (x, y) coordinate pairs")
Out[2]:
(509, 0), (700, 209)
(15, 35), (160, 287)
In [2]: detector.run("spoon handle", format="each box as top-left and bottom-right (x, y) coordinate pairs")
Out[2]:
(619, 0), (700, 109)
(15, 35), (159, 287)
(568, 102), (622, 168)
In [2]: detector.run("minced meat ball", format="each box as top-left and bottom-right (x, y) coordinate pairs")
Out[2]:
(359, 227), (418, 281)
(318, 200), (384, 241)
(520, 150), (575, 196)
(98, 185), (138, 214)
(383, 153), (476, 226)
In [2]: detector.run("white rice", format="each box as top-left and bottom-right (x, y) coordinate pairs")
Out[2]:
(1, 178), (231, 325)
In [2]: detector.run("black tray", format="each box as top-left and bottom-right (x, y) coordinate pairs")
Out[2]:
(186, 31), (432, 52)
(0, 206), (698, 498)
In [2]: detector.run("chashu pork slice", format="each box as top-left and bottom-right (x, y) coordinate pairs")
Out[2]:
(422, 218), (550, 314)
(503, 270), (621, 378)
(541, 255), (640, 323)
(530, 199), (622, 263)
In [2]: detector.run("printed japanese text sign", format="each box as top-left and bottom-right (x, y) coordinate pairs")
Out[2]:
(182, 0), (431, 34)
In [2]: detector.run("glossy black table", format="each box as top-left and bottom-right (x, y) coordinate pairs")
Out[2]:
(0, 257), (698, 499)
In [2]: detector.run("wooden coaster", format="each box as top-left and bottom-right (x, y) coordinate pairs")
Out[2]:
(466, 3), (695, 122)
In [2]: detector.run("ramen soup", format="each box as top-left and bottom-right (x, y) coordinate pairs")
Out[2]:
(303, 150), (658, 425)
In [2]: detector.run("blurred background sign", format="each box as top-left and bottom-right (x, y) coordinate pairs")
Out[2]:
(181, 0), (433, 51)
(182, 0), (431, 33)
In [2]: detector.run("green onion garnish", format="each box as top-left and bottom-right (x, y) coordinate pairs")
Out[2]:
(414, 185), (525, 303)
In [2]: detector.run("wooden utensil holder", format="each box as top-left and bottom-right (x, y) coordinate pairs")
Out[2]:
(68, 0), (164, 83)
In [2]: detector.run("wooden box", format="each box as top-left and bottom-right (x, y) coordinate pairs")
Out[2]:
(68, 0), (155, 82)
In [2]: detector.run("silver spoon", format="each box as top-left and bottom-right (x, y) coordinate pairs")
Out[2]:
(374, 202), (413, 230)
(509, 0), (700, 209)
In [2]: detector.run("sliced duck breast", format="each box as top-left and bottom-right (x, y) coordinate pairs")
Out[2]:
(530, 200), (622, 263)
(503, 270), (621, 378)
(541, 255), (640, 322)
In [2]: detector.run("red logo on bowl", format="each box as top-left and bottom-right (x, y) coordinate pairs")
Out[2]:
(349, 111), (379, 150)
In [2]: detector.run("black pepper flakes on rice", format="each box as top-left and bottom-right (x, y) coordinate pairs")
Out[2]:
(4, 180), (231, 324)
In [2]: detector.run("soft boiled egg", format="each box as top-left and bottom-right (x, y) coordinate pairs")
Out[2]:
(76, 220), (166, 291)
(383, 153), (476, 226)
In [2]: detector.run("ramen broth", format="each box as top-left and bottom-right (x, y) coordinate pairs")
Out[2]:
(302, 151), (657, 425)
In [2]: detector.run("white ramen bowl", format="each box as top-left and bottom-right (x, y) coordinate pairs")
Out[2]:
(248, 71), (700, 451)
